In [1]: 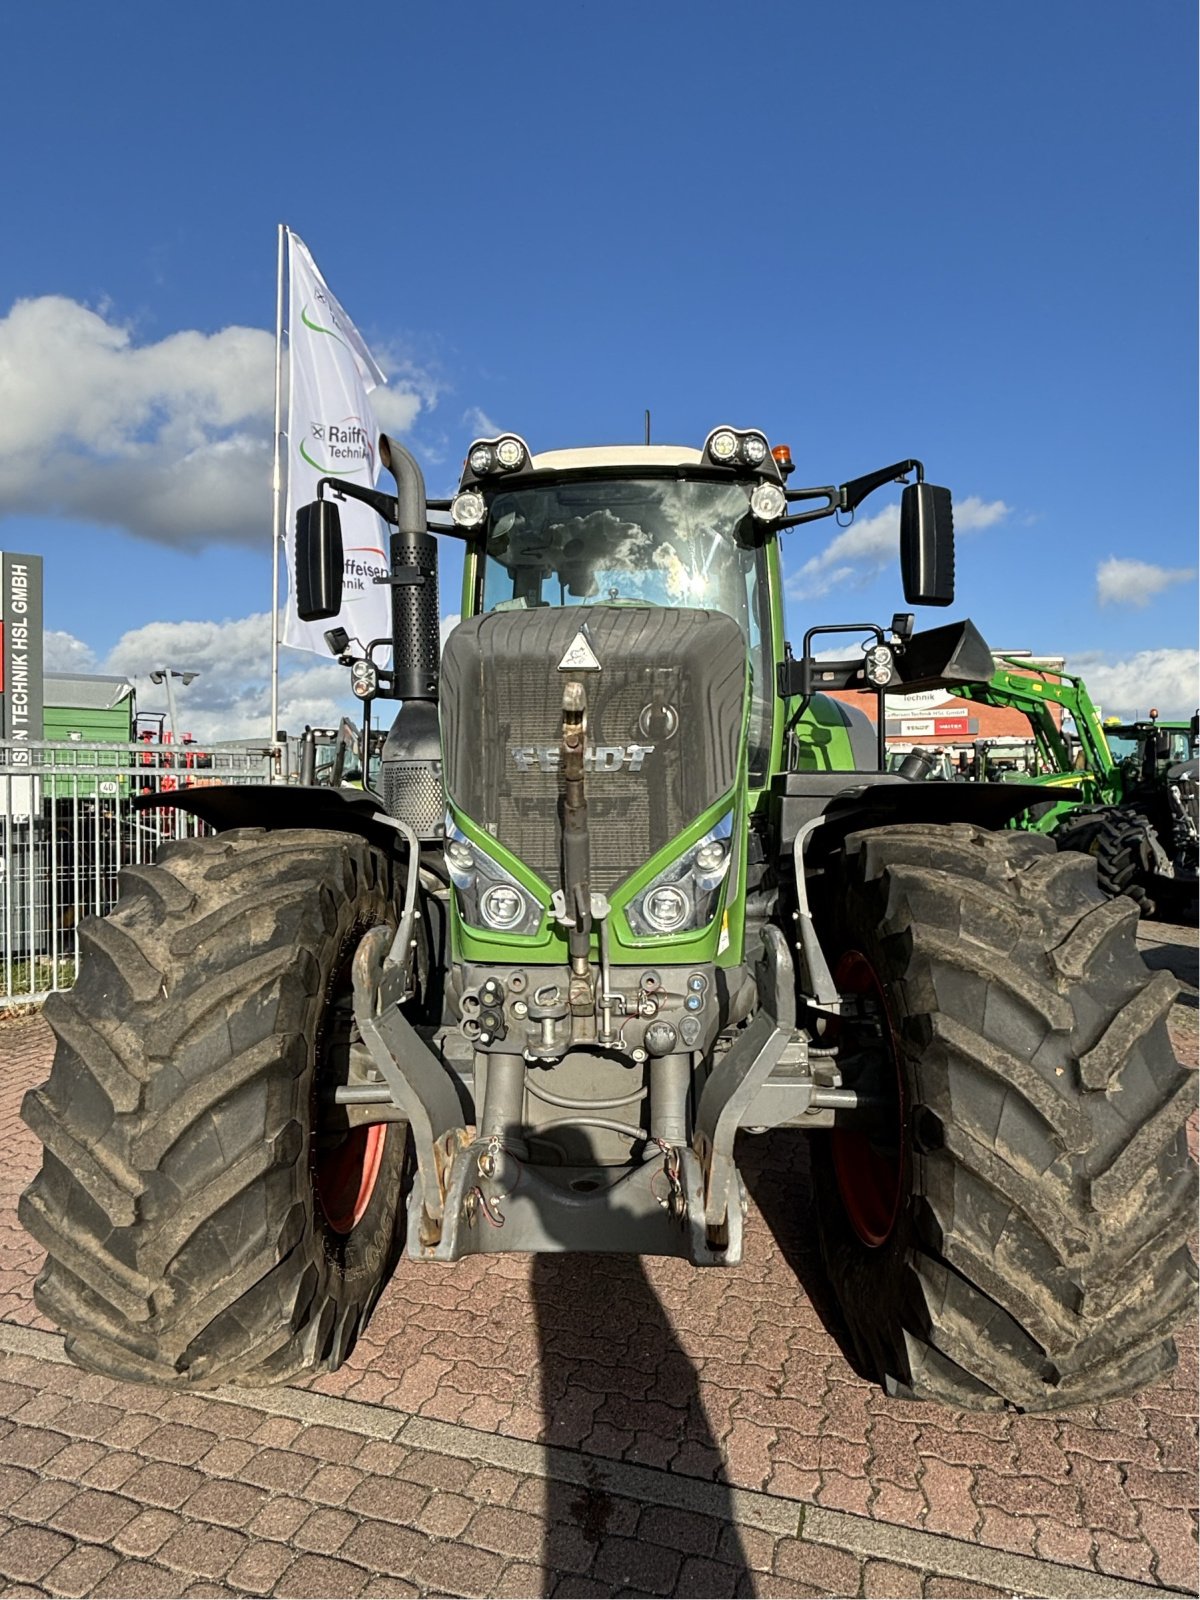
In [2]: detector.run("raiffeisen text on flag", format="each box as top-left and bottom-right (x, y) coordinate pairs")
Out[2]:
(283, 233), (392, 654)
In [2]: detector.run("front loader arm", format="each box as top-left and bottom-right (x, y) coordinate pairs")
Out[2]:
(952, 663), (1114, 780)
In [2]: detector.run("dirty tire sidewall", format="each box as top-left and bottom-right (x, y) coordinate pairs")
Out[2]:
(20, 827), (408, 1388)
(808, 822), (1197, 1412)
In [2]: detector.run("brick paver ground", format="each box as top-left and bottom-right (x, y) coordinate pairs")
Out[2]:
(0, 920), (1195, 1598)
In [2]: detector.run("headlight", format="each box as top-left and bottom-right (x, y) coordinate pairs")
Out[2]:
(740, 433), (768, 465)
(709, 429), (738, 462)
(625, 811), (734, 937)
(350, 660), (378, 698)
(451, 490), (486, 529)
(443, 817), (542, 936)
(642, 885), (691, 933)
(481, 884), (525, 929)
(750, 481), (787, 521)
(464, 434), (531, 479)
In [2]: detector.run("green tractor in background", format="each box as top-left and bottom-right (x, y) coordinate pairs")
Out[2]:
(20, 426), (1195, 1413)
(951, 663), (1199, 917)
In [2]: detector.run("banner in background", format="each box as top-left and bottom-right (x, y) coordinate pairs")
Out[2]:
(0, 551), (44, 752)
(282, 233), (392, 653)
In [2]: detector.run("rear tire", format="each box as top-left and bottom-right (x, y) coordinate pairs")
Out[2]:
(20, 828), (408, 1388)
(810, 823), (1196, 1411)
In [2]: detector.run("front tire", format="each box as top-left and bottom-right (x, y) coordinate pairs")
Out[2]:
(810, 823), (1196, 1411)
(20, 828), (408, 1388)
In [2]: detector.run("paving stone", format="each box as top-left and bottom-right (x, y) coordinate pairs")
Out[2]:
(196, 1439), (258, 1478)
(773, 1535), (862, 1594)
(42, 1542), (120, 1597)
(635, 1503), (721, 1557)
(80, 1450), (143, 1491)
(414, 1490), (475, 1538)
(468, 1504), (550, 1559)
(358, 1576), (420, 1598)
(1137, 1501), (1199, 1592)
(466, 1464), (523, 1505)
(246, 1496), (313, 1541)
(676, 1554), (741, 1597)
(303, 1463), (364, 1506)
(0, 1426), (70, 1468)
(290, 1424), (372, 1464)
(0, 1463), (37, 1505)
(340, 1518), (425, 1577)
(394, 1446), (476, 1492)
(121, 1462), (205, 1511)
(225, 1541), (296, 1596)
(8, 1476), (79, 1522)
(156, 1524), (248, 1581)
(239, 1447), (318, 1495)
(346, 1472), (430, 1523)
(274, 1552), (370, 1597)
(93, 1559), (187, 1598)
(293, 1506), (358, 1554)
(592, 1535), (681, 1596)
(111, 1509), (183, 1559)
(1092, 1528), (1157, 1584)
(46, 1489), (140, 1542)
(0, 1523), (75, 1584)
(181, 1478), (268, 1529)
(863, 1557), (924, 1596)
(406, 1540), (506, 1599)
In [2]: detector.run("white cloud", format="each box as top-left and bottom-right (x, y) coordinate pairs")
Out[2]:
(1067, 648), (1199, 718)
(955, 495), (1011, 531)
(0, 295), (433, 549)
(440, 613), (461, 648)
(462, 407), (502, 439)
(1096, 557), (1195, 609)
(101, 612), (356, 741)
(787, 495), (1009, 600)
(43, 629), (97, 672)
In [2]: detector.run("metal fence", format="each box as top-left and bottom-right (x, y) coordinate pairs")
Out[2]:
(1, 739), (278, 1008)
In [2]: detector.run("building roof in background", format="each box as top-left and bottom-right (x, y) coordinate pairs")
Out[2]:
(45, 673), (136, 712)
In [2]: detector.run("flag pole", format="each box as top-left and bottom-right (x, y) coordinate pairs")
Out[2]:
(269, 222), (287, 759)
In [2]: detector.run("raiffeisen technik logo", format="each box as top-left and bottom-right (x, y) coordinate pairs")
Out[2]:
(300, 415), (375, 476)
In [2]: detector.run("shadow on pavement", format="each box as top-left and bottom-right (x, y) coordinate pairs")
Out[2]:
(737, 1129), (871, 1384)
(532, 1252), (750, 1597)
(1138, 924), (1199, 1010)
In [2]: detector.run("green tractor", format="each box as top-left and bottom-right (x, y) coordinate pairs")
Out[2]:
(20, 427), (1196, 1411)
(952, 664), (1198, 917)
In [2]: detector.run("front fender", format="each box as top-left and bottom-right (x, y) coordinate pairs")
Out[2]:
(132, 783), (408, 854)
(774, 772), (1082, 851)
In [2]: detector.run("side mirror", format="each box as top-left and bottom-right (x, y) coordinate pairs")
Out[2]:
(900, 483), (955, 606)
(295, 500), (344, 621)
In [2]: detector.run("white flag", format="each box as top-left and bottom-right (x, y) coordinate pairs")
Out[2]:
(283, 232), (393, 653)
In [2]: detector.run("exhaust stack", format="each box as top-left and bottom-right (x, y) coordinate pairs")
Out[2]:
(378, 433), (444, 839)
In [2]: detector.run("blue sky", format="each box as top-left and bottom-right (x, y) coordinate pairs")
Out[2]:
(0, 0), (1195, 735)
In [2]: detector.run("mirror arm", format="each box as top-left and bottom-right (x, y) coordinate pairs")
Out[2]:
(316, 477), (399, 525)
(839, 458), (924, 514)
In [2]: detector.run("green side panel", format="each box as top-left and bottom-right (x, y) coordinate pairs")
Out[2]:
(787, 693), (874, 771)
(41, 704), (136, 801)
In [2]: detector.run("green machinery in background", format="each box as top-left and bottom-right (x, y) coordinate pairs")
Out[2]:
(952, 661), (1198, 915)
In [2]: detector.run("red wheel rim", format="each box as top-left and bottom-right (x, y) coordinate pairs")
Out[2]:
(831, 949), (904, 1249)
(314, 1123), (387, 1235)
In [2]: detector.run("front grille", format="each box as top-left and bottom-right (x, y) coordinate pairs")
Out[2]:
(441, 608), (746, 892)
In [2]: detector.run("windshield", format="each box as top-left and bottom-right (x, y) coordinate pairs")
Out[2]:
(477, 476), (773, 781)
(1107, 729), (1196, 765)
